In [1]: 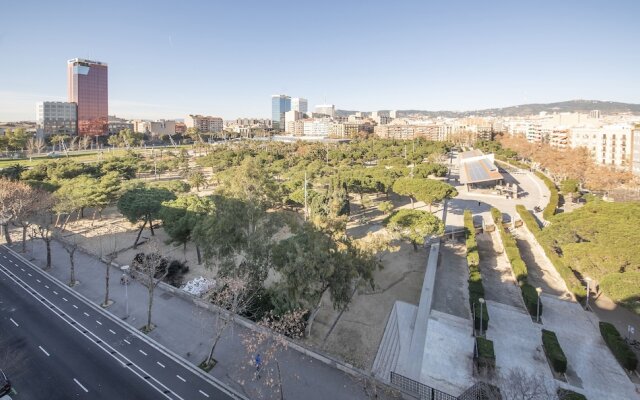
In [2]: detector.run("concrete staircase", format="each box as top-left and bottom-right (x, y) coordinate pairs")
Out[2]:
(372, 303), (401, 382)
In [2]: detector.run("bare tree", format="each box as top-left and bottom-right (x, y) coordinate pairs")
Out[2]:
(98, 226), (120, 307)
(483, 367), (555, 400)
(14, 187), (54, 253)
(202, 275), (257, 370)
(59, 234), (80, 286)
(132, 240), (169, 333)
(26, 137), (46, 156)
(240, 309), (306, 399)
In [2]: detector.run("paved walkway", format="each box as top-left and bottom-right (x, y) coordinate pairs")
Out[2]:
(432, 241), (470, 319)
(15, 238), (399, 400)
(476, 232), (525, 311)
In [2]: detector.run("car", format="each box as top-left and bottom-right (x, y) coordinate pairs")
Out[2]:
(0, 369), (10, 397)
(46, 151), (61, 158)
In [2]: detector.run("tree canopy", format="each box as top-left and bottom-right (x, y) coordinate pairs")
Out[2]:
(384, 209), (444, 250)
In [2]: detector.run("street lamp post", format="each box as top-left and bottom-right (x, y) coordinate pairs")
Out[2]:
(536, 287), (542, 323)
(479, 298), (485, 336)
(585, 277), (592, 311)
(121, 265), (130, 319)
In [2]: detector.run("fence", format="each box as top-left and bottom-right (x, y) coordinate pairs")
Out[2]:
(390, 371), (500, 400)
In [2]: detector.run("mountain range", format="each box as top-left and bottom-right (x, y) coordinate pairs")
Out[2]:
(337, 100), (640, 118)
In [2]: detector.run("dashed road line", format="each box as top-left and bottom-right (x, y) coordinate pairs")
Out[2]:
(27, 273), (32, 277)
(199, 390), (210, 398)
(74, 378), (89, 393)
(36, 279), (41, 283)
(109, 329), (116, 335)
(9, 318), (19, 327)
(62, 297), (68, 302)
(156, 361), (165, 368)
(96, 320), (102, 325)
(73, 304), (78, 309)
(124, 339), (131, 345)
(139, 349), (148, 356)
(45, 285), (49, 289)
(39, 346), (50, 357)
(53, 290), (58, 295)
(83, 312), (90, 317)
(176, 375), (186, 382)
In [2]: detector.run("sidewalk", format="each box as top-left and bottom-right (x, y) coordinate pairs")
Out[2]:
(15, 238), (399, 400)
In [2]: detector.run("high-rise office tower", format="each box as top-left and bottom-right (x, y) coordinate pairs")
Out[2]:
(68, 58), (108, 136)
(292, 97), (308, 114)
(271, 94), (291, 131)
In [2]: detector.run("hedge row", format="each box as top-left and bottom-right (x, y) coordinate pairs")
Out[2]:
(464, 210), (489, 331)
(557, 388), (587, 400)
(515, 205), (587, 298)
(491, 208), (540, 317)
(599, 322), (638, 371)
(542, 329), (568, 374)
(476, 336), (495, 360)
(534, 171), (559, 221)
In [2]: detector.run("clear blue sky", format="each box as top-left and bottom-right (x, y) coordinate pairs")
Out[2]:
(1, 0), (639, 121)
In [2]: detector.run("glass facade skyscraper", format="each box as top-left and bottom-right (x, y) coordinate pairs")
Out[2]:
(271, 95), (291, 131)
(68, 58), (108, 136)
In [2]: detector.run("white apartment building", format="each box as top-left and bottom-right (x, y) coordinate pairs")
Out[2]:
(291, 98), (308, 114)
(314, 104), (336, 118)
(570, 125), (632, 167)
(133, 120), (176, 137)
(185, 115), (223, 133)
(549, 130), (569, 149)
(36, 101), (77, 136)
(303, 118), (332, 136)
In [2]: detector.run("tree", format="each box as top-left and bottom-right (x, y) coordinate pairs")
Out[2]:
(59, 234), (79, 286)
(6, 128), (29, 150)
(0, 164), (26, 181)
(353, 231), (399, 263)
(14, 186), (54, 252)
(392, 177), (419, 208)
(108, 129), (143, 148)
(54, 176), (99, 223)
(185, 127), (203, 143)
(413, 179), (457, 212)
(160, 195), (215, 264)
(131, 240), (170, 333)
(188, 170), (206, 192)
(26, 137), (46, 156)
(202, 275), (257, 370)
(216, 157), (278, 210)
(272, 222), (379, 336)
(384, 209), (444, 251)
(117, 187), (176, 248)
(377, 200), (394, 215)
(30, 200), (56, 269)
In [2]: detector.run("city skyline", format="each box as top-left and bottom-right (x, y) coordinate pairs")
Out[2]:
(1, 0), (640, 121)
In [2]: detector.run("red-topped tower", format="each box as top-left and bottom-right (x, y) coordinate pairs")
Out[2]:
(67, 58), (108, 136)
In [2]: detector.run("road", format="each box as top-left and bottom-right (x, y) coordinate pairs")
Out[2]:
(0, 246), (245, 400)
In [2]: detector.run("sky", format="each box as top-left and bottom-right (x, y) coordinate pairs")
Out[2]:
(1, 0), (639, 121)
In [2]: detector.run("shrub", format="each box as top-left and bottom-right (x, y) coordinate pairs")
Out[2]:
(560, 179), (580, 194)
(535, 171), (559, 221)
(520, 282), (542, 317)
(599, 322), (638, 371)
(476, 336), (495, 360)
(490, 207), (502, 225)
(557, 388), (587, 400)
(541, 329), (567, 374)
(465, 209), (489, 330)
(515, 204), (541, 233)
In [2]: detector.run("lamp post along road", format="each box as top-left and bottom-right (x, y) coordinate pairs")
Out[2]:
(585, 277), (592, 311)
(121, 265), (130, 319)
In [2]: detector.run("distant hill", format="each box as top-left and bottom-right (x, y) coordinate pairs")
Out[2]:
(337, 100), (640, 118)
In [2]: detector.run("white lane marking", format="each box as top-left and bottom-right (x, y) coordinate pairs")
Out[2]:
(45, 285), (49, 289)
(10, 318), (19, 327)
(20, 268), (25, 271)
(39, 346), (50, 356)
(176, 375), (186, 382)
(156, 361), (165, 368)
(2, 255), (5, 258)
(83, 312), (90, 317)
(73, 304), (78, 309)
(96, 320), (102, 325)
(62, 297), (68, 302)
(139, 349), (147, 356)
(36, 279), (41, 283)
(53, 290), (58, 295)
(199, 390), (210, 398)
(74, 378), (89, 393)
(27, 273), (32, 277)
(109, 329), (116, 335)
(124, 339), (131, 345)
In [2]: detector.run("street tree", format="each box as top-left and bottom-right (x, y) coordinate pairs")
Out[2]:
(188, 170), (206, 192)
(59, 234), (80, 286)
(384, 209), (444, 251)
(132, 240), (170, 333)
(117, 186), (176, 248)
(413, 179), (457, 211)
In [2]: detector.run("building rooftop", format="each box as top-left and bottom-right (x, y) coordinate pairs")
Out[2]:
(459, 157), (503, 184)
(67, 58), (108, 66)
(458, 149), (484, 160)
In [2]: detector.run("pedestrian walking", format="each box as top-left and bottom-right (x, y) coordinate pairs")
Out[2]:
(477, 201), (481, 207)
(255, 353), (262, 379)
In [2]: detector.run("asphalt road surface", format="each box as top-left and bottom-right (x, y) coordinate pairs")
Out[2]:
(0, 245), (245, 400)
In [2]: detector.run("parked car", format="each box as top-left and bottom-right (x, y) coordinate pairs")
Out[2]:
(0, 369), (11, 397)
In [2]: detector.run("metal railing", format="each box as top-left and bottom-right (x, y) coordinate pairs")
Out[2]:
(390, 371), (500, 400)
